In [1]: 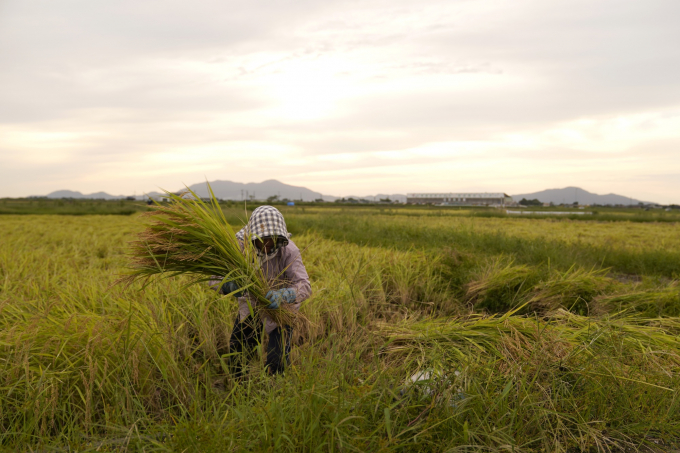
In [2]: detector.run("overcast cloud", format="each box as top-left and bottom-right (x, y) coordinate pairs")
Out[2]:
(1, 0), (679, 202)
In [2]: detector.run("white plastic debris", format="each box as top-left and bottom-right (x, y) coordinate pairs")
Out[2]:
(404, 369), (465, 407)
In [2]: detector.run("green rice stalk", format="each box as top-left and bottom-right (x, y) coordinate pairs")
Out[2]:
(379, 308), (680, 368)
(465, 258), (533, 303)
(116, 184), (299, 326)
(527, 265), (612, 315)
(594, 283), (680, 317)
(464, 257), (536, 313)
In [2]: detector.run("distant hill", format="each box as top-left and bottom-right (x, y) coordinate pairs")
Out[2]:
(44, 190), (126, 200)
(37, 181), (407, 202)
(154, 180), (407, 203)
(511, 187), (653, 205)
(178, 179), (325, 202)
(40, 183), (650, 206)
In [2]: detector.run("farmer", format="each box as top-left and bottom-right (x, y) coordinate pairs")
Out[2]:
(213, 205), (311, 377)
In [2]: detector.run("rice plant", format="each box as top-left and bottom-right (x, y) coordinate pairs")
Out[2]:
(2, 207), (680, 451)
(117, 185), (297, 325)
(527, 266), (612, 315)
(465, 257), (537, 312)
(379, 309), (680, 364)
(378, 310), (680, 451)
(595, 283), (680, 317)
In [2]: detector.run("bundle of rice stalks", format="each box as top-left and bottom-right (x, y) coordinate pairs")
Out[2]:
(379, 307), (680, 367)
(594, 283), (680, 317)
(117, 186), (298, 326)
(465, 257), (537, 312)
(379, 308), (542, 363)
(527, 266), (612, 315)
(549, 309), (680, 359)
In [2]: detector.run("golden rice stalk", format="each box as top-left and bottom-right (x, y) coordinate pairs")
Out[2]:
(378, 306), (680, 366)
(116, 184), (300, 326)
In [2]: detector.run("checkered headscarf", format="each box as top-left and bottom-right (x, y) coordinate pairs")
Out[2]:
(235, 205), (290, 245)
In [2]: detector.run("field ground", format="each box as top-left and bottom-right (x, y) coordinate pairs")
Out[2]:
(1, 204), (679, 451)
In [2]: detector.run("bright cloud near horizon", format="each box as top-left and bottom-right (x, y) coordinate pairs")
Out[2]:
(1, 0), (679, 203)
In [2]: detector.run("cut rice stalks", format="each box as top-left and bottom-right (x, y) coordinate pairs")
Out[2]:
(117, 185), (300, 326)
(378, 307), (680, 368)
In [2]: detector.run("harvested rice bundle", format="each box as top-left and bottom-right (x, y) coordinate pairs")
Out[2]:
(594, 284), (680, 317)
(378, 308), (541, 363)
(379, 308), (680, 367)
(117, 186), (298, 326)
(527, 266), (612, 315)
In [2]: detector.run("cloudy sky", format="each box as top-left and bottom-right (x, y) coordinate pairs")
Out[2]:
(1, 0), (679, 202)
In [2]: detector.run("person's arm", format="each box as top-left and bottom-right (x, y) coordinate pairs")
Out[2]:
(282, 242), (311, 303)
(265, 243), (311, 309)
(209, 276), (244, 297)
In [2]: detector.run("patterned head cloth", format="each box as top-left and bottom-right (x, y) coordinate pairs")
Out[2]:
(235, 205), (291, 246)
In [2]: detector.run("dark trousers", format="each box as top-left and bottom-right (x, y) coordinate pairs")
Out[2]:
(227, 316), (292, 377)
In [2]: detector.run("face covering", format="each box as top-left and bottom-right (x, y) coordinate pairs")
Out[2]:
(256, 246), (279, 268)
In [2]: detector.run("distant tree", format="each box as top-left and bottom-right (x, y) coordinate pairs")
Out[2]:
(379, 197), (391, 203)
(519, 198), (542, 206)
(314, 198), (324, 202)
(266, 195), (279, 203)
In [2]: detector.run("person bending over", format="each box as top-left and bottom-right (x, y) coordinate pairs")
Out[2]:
(213, 205), (311, 377)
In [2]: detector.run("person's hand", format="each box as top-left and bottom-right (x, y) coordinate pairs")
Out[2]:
(220, 281), (244, 297)
(265, 288), (297, 309)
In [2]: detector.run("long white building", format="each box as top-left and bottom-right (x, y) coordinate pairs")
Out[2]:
(406, 192), (514, 206)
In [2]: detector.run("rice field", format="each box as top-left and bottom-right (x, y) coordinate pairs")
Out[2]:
(1, 205), (679, 451)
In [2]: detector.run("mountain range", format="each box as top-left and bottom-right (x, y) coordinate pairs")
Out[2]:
(37, 181), (655, 205)
(39, 180), (408, 203)
(42, 190), (130, 200)
(145, 180), (407, 202)
(511, 187), (651, 206)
